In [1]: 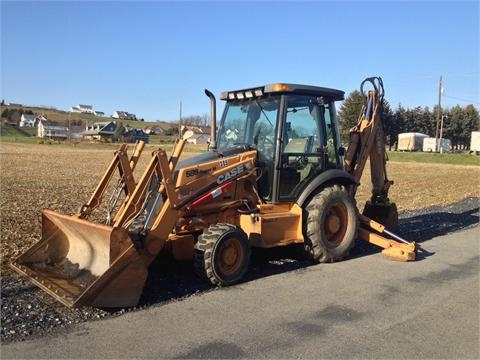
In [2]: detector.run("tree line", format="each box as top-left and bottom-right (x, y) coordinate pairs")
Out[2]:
(1, 108), (34, 123)
(338, 90), (479, 150)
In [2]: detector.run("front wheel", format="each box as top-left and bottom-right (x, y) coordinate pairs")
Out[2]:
(194, 223), (250, 286)
(304, 185), (358, 263)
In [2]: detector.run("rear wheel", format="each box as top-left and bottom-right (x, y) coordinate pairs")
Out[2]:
(304, 185), (358, 263)
(194, 223), (250, 286)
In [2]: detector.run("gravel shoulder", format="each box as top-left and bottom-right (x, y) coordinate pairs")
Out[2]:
(1, 197), (478, 344)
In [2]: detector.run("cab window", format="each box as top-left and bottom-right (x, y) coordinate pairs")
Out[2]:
(278, 95), (327, 199)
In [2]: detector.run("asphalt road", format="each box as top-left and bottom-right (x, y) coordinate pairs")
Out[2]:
(3, 226), (479, 359)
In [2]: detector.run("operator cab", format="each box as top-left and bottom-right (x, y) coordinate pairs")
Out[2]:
(216, 83), (345, 203)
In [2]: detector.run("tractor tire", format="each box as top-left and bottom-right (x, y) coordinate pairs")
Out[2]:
(304, 185), (358, 263)
(193, 223), (250, 286)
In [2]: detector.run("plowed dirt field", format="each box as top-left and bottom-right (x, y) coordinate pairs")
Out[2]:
(1, 142), (479, 273)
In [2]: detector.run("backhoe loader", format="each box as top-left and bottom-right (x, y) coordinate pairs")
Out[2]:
(12, 77), (416, 308)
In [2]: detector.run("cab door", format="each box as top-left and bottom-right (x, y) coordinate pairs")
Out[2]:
(276, 95), (339, 201)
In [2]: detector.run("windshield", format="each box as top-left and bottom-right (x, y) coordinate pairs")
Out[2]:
(217, 97), (280, 151)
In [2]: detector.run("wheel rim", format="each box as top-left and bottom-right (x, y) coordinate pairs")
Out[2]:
(324, 201), (348, 246)
(217, 237), (244, 276)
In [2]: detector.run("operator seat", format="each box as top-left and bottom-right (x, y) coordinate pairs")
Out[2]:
(284, 137), (313, 165)
(280, 137), (313, 197)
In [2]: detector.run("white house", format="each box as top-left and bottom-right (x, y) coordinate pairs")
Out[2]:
(181, 125), (211, 145)
(185, 133), (210, 145)
(82, 121), (121, 141)
(180, 125), (210, 134)
(20, 114), (47, 127)
(70, 104), (94, 114)
(37, 122), (68, 140)
(144, 126), (165, 135)
(19, 114), (36, 127)
(112, 111), (137, 120)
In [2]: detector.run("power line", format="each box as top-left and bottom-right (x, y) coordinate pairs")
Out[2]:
(443, 94), (480, 105)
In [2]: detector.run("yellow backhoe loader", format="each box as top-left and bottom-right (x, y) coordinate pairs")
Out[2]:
(12, 77), (416, 308)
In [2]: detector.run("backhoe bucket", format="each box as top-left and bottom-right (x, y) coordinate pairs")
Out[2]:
(363, 201), (399, 231)
(11, 209), (148, 308)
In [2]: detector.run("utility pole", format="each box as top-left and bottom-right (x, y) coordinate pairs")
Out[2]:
(435, 75), (443, 152)
(68, 111), (71, 142)
(439, 114), (446, 153)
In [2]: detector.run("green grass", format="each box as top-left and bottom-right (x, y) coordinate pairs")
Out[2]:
(387, 151), (480, 166)
(20, 127), (37, 136)
(2, 118), (477, 166)
(0, 123), (39, 143)
(0, 123), (22, 137)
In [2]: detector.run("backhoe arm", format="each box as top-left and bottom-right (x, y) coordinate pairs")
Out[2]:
(344, 77), (417, 261)
(344, 77), (397, 229)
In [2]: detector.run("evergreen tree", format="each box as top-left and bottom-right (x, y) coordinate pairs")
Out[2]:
(462, 105), (479, 149)
(381, 100), (397, 150)
(419, 107), (435, 136)
(338, 90), (477, 151)
(337, 90), (363, 143)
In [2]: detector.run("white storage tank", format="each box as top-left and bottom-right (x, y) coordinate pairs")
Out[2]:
(397, 132), (428, 151)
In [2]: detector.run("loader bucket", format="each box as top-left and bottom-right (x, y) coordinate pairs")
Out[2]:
(11, 209), (148, 308)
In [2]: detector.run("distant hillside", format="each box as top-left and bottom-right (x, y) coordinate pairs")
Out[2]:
(1, 104), (177, 131)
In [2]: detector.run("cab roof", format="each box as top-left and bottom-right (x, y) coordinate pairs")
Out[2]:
(220, 83), (345, 102)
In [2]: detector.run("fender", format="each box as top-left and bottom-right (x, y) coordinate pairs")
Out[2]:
(296, 169), (357, 208)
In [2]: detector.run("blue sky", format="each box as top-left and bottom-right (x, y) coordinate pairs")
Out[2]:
(1, 1), (478, 121)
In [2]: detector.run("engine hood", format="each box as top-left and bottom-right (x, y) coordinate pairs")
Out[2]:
(173, 145), (253, 180)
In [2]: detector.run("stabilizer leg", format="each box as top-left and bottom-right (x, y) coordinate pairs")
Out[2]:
(357, 214), (417, 261)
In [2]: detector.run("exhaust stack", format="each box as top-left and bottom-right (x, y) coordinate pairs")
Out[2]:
(204, 89), (217, 149)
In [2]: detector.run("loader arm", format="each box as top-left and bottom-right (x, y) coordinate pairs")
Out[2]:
(11, 140), (187, 308)
(78, 141), (145, 222)
(113, 139), (185, 228)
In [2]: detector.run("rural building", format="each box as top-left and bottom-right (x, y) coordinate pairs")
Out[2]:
(19, 114), (36, 127)
(144, 126), (165, 135)
(180, 125), (211, 135)
(112, 111), (137, 120)
(470, 131), (480, 154)
(422, 137), (451, 153)
(397, 132), (428, 151)
(123, 128), (149, 144)
(185, 133), (210, 145)
(69, 123), (85, 140)
(37, 122), (68, 140)
(19, 114), (47, 127)
(181, 125), (211, 144)
(82, 121), (123, 141)
(94, 111), (105, 117)
(70, 104), (94, 114)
